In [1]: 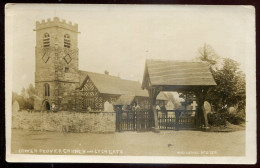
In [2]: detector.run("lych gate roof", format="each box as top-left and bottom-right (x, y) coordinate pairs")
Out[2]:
(142, 59), (216, 88)
(78, 70), (167, 100)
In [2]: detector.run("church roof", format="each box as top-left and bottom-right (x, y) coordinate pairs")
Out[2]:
(142, 59), (216, 89)
(78, 70), (167, 100)
(113, 94), (136, 106)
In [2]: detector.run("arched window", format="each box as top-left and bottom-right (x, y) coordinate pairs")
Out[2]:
(43, 33), (50, 48)
(44, 83), (50, 97)
(64, 34), (71, 48)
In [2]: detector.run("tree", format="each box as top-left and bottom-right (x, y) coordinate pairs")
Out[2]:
(13, 84), (36, 110)
(178, 92), (195, 108)
(12, 92), (19, 103)
(26, 83), (36, 109)
(211, 58), (246, 112)
(196, 44), (246, 112)
(197, 43), (220, 73)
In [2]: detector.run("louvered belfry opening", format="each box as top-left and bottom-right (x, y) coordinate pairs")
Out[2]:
(64, 34), (71, 48)
(141, 59), (217, 133)
(43, 33), (50, 48)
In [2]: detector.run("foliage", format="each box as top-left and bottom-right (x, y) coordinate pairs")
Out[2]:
(226, 113), (245, 125)
(207, 112), (245, 126)
(207, 113), (226, 126)
(198, 44), (220, 67)
(178, 92), (196, 107)
(197, 44), (246, 113)
(208, 58), (246, 112)
(165, 92), (184, 109)
(12, 83), (36, 110)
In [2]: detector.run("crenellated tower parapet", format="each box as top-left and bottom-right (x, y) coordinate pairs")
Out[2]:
(35, 17), (79, 33)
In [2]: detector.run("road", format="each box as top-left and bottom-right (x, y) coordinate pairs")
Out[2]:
(11, 129), (245, 156)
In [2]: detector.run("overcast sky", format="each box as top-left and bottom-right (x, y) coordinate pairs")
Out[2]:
(6, 4), (255, 94)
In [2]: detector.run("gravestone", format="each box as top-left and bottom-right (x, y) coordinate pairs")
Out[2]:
(201, 101), (211, 128)
(12, 100), (20, 113)
(191, 101), (198, 110)
(203, 101), (212, 114)
(228, 107), (237, 114)
(104, 101), (114, 112)
(135, 104), (140, 111)
(166, 101), (174, 110)
(51, 103), (56, 111)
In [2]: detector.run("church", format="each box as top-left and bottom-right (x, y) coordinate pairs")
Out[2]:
(34, 17), (167, 111)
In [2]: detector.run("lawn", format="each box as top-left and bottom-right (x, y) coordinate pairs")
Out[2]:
(11, 128), (245, 156)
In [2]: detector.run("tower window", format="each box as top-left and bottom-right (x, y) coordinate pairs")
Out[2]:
(44, 83), (50, 97)
(64, 34), (71, 48)
(43, 33), (50, 48)
(65, 67), (69, 73)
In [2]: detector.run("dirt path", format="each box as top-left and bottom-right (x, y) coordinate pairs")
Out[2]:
(11, 129), (245, 156)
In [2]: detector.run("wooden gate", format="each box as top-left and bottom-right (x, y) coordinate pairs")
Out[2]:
(158, 110), (197, 130)
(136, 109), (154, 132)
(116, 109), (153, 132)
(116, 110), (136, 131)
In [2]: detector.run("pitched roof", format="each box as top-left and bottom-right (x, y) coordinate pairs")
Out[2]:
(78, 70), (167, 100)
(113, 94), (135, 106)
(142, 59), (216, 87)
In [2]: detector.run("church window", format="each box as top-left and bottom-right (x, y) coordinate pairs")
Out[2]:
(64, 34), (71, 48)
(44, 83), (50, 97)
(43, 33), (50, 48)
(83, 98), (94, 109)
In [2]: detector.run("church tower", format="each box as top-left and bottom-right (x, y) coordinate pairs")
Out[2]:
(34, 17), (80, 111)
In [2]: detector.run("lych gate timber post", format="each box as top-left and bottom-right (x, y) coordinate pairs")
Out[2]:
(148, 87), (161, 133)
(194, 87), (209, 128)
(141, 59), (216, 132)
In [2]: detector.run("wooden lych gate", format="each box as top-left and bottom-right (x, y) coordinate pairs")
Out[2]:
(141, 60), (217, 133)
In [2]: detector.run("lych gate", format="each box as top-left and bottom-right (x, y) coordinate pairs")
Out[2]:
(141, 59), (216, 133)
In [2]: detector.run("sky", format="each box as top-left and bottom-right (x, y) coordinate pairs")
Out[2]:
(5, 4), (255, 94)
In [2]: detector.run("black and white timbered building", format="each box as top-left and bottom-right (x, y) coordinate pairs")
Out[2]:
(78, 70), (167, 111)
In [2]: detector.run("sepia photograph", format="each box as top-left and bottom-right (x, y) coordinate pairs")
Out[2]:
(5, 4), (256, 164)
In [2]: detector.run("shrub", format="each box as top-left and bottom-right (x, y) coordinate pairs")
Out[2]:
(207, 113), (226, 126)
(225, 112), (245, 125)
(207, 111), (245, 126)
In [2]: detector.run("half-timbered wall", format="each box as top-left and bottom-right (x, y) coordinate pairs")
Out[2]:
(80, 77), (103, 111)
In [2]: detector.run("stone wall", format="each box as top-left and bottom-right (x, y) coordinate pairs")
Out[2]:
(12, 111), (116, 133)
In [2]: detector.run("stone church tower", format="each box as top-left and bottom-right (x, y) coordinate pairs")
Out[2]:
(34, 17), (80, 111)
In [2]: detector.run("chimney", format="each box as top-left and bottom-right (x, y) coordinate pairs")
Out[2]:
(104, 70), (109, 75)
